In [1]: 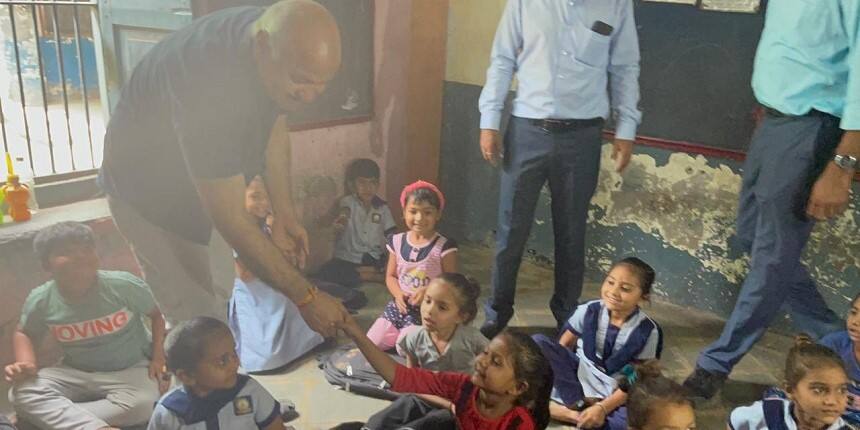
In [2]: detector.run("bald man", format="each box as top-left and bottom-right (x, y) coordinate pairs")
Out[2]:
(100, 0), (347, 336)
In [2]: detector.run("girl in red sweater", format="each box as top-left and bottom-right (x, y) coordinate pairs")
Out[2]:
(338, 313), (553, 430)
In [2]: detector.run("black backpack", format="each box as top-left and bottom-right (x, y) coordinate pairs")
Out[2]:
(318, 344), (405, 401)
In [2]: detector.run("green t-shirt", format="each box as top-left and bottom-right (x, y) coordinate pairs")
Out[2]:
(19, 270), (157, 372)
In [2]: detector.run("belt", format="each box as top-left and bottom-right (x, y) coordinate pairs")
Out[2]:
(527, 117), (604, 132)
(763, 106), (836, 120)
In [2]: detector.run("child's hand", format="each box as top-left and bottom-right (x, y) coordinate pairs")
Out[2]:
(4, 361), (37, 383)
(395, 294), (409, 315)
(409, 287), (427, 307)
(148, 356), (170, 394)
(576, 404), (607, 429)
(337, 314), (363, 338)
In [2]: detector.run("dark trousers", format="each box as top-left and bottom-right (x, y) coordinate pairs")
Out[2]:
(697, 112), (844, 375)
(364, 395), (456, 430)
(316, 254), (384, 288)
(485, 117), (604, 328)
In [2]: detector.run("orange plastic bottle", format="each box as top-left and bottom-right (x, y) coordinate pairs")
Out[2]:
(2, 175), (31, 222)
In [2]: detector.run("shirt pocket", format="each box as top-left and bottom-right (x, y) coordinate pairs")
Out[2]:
(572, 19), (613, 69)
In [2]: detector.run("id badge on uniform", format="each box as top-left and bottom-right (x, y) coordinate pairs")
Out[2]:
(234, 396), (254, 416)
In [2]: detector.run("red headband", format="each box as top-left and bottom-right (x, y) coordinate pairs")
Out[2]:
(400, 180), (445, 211)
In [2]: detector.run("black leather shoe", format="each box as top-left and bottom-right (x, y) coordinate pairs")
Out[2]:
(683, 367), (727, 400)
(480, 321), (505, 339)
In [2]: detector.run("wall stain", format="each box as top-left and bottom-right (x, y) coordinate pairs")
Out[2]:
(587, 144), (859, 301)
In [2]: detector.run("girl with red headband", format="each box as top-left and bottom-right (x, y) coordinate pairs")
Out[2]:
(366, 181), (459, 350)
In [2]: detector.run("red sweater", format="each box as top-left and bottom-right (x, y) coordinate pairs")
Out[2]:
(392, 365), (535, 430)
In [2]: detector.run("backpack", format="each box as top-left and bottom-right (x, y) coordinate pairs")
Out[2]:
(318, 343), (405, 400)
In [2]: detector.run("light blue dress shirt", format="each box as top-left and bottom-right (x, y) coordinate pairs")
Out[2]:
(752, 0), (860, 130)
(478, 0), (642, 140)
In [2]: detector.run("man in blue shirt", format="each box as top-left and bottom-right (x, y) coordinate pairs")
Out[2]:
(478, 0), (642, 338)
(684, 0), (860, 399)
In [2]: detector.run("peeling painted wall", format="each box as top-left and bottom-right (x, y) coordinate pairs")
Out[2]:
(439, 81), (860, 326)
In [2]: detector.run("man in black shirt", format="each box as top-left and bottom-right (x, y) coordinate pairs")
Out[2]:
(100, 0), (347, 336)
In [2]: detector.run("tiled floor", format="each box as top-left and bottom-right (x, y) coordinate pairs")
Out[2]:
(1, 243), (793, 429)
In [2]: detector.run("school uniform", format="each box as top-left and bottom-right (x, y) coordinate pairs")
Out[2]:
(316, 195), (397, 287)
(148, 375), (280, 430)
(397, 325), (489, 373)
(228, 276), (325, 372)
(729, 398), (854, 430)
(534, 299), (662, 430)
(821, 331), (860, 425)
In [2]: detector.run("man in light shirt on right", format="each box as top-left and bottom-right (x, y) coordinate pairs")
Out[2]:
(684, 0), (860, 400)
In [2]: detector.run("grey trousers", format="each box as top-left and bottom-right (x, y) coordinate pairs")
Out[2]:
(9, 361), (159, 430)
(108, 196), (234, 326)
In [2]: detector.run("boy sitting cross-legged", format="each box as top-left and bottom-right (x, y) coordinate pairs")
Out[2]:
(4, 221), (166, 430)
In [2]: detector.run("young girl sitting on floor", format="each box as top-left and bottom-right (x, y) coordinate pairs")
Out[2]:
(339, 313), (553, 430)
(228, 176), (324, 372)
(625, 362), (695, 430)
(532, 257), (663, 429)
(729, 335), (851, 430)
(148, 317), (284, 430)
(397, 273), (488, 373)
(367, 180), (458, 350)
(820, 292), (860, 426)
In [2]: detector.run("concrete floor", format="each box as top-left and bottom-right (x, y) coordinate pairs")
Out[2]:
(254, 243), (790, 430)
(1, 243), (792, 429)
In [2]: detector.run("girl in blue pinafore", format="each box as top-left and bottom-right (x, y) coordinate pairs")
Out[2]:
(533, 257), (663, 429)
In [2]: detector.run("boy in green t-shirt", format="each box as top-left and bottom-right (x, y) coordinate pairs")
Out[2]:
(4, 221), (167, 430)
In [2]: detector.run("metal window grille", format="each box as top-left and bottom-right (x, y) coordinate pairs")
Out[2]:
(0, 0), (102, 182)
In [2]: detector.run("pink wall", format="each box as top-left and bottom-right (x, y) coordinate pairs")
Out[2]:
(289, 0), (411, 217)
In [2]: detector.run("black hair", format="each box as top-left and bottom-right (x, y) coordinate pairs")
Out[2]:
(344, 158), (380, 192)
(434, 273), (481, 324)
(403, 187), (441, 210)
(626, 361), (694, 429)
(33, 221), (95, 267)
(164, 317), (231, 373)
(785, 334), (847, 390)
(611, 257), (656, 296)
(499, 330), (553, 430)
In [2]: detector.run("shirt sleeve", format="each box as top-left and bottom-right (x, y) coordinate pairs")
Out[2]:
(114, 273), (158, 316)
(146, 404), (179, 430)
(397, 327), (419, 359)
(819, 332), (841, 351)
(469, 328), (490, 355)
(18, 288), (48, 341)
(728, 402), (762, 430)
(387, 233), (397, 254)
(840, 0), (860, 130)
(441, 238), (458, 257)
(635, 325), (662, 360)
(607, 0), (642, 141)
(249, 380), (281, 427)
(392, 365), (467, 400)
(566, 302), (590, 336)
(478, 0), (523, 130)
(382, 206), (397, 233)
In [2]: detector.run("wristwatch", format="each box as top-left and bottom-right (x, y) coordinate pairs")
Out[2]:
(834, 154), (859, 171)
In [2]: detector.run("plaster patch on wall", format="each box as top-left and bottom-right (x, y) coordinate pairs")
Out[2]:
(589, 145), (749, 283)
(588, 145), (860, 290)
